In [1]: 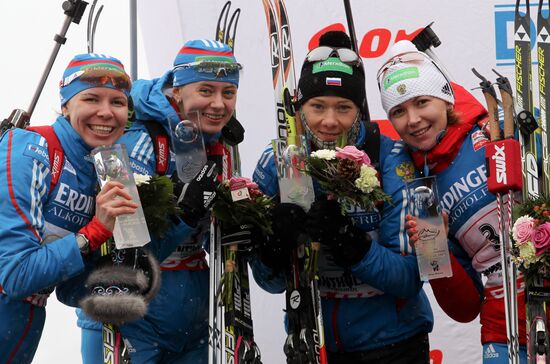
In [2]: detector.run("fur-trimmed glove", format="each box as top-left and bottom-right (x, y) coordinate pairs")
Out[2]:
(306, 199), (371, 267)
(80, 247), (161, 325)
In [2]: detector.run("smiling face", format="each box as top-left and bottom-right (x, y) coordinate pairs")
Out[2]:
(172, 81), (238, 135)
(300, 96), (359, 142)
(62, 87), (128, 148)
(388, 95), (449, 151)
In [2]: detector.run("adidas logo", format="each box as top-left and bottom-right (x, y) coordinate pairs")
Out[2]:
(204, 190), (216, 208)
(483, 344), (499, 359)
(441, 83), (452, 96)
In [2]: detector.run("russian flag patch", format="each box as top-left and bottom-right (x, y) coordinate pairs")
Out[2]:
(326, 77), (342, 86)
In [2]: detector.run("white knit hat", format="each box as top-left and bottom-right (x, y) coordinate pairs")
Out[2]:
(377, 40), (454, 116)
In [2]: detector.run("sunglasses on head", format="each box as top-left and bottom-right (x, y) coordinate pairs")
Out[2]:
(63, 68), (132, 92)
(306, 46), (362, 65)
(376, 51), (426, 87)
(175, 60), (242, 78)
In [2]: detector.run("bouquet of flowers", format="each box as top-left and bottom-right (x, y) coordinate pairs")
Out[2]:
(511, 196), (550, 282)
(134, 173), (181, 237)
(303, 145), (391, 212)
(212, 176), (274, 236)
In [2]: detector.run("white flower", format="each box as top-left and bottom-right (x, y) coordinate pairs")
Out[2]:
(355, 165), (380, 193)
(133, 173), (151, 186)
(310, 149), (336, 160)
(518, 241), (537, 266)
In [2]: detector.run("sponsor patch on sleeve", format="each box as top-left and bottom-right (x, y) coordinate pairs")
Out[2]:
(24, 143), (49, 166)
(471, 130), (489, 151)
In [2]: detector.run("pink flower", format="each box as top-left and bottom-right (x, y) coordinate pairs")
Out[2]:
(512, 216), (535, 245)
(532, 222), (550, 256)
(229, 176), (259, 191)
(335, 145), (371, 165)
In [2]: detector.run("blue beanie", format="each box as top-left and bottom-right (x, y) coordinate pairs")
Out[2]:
(60, 53), (131, 106)
(172, 39), (240, 88)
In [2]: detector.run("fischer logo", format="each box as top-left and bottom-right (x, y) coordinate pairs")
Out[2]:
(102, 324), (116, 364)
(526, 153), (539, 198)
(492, 144), (508, 184)
(224, 330), (235, 364)
(483, 344), (499, 359)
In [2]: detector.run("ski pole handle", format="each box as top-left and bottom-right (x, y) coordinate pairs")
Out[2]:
(27, 0), (88, 119)
(472, 68), (500, 141)
(492, 69), (515, 139)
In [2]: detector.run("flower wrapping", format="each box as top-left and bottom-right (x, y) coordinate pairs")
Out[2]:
(134, 174), (181, 237)
(511, 198), (550, 281)
(304, 145), (391, 212)
(212, 176), (274, 236)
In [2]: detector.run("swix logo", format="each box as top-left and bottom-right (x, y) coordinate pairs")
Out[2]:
(51, 153), (62, 180)
(526, 153), (539, 198)
(492, 144), (508, 184)
(157, 139), (168, 169)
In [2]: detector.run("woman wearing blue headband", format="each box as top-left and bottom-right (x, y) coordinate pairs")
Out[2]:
(77, 39), (242, 364)
(0, 53), (137, 363)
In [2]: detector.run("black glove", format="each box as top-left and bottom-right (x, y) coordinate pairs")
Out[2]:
(260, 203), (307, 271)
(221, 222), (264, 254)
(306, 199), (372, 267)
(174, 161), (219, 227)
(80, 247), (161, 325)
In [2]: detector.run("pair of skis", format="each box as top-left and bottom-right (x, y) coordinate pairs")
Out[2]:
(208, 2), (262, 364)
(261, 0), (326, 363)
(515, 1), (550, 363)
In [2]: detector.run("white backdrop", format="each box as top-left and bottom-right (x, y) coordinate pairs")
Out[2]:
(0, 0), (537, 363)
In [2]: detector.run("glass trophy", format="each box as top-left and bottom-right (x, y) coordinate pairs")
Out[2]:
(91, 144), (150, 249)
(169, 108), (207, 183)
(406, 175), (452, 281)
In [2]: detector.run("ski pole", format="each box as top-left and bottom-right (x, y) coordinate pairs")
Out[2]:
(342, 0), (371, 122)
(0, 0), (88, 133)
(29, 0), (88, 119)
(473, 68), (522, 364)
(411, 22), (454, 82)
(129, 0), (138, 80)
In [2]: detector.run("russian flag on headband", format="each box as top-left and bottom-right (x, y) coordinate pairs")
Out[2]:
(326, 77), (342, 86)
